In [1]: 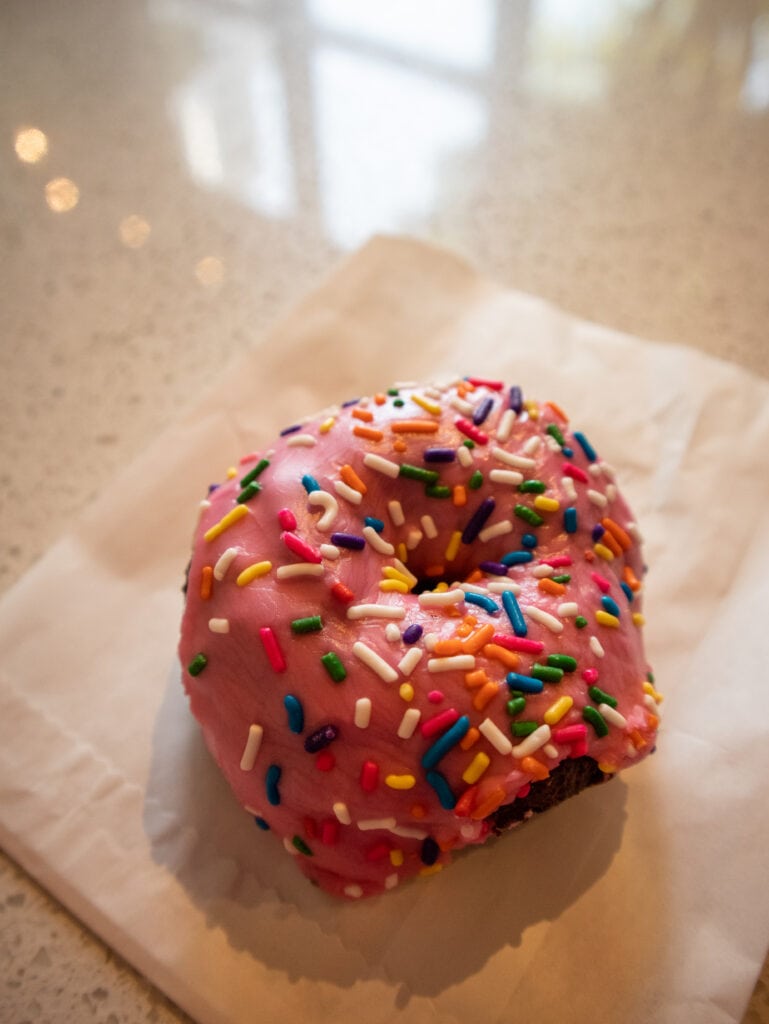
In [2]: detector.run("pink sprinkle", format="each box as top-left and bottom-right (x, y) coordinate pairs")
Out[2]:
(360, 760), (379, 792)
(591, 571), (611, 593)
(552, 724), (588, 744)
(259, 626), (286, 672)
(582, 667), (599, 684)
(455, 417), (489, 445)
(282, 531), (322, 563)
(540, 555), (573, 568)
(420, 707), (459, 738)
(428, 690), (445, 704)
(238, 451), (259, 464)
(563, 461), (589, 483)
(278, 508), (297, 530)
(492, 634), (545, 655)
(571, 739), (589, 758)
(517, 783), (531, 799)
(320, 819), (338, 844)
(466, 377), (504, 391)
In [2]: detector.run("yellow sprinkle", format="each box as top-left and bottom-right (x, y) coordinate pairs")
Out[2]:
(390, 849), (404, 867)
(533, 495), (560, 513)
(444, 530), (462, 562)
(225, 466), (238, 479)
(382, 566), (412, 584)
(380, 579), (409, 593)
(204, 504), (248, 542)
(544, 694), (573, 725)
(419, 863), (443, 877)
(595, 610), (620, 628)
(593, 542), (615, 561)
(385, 774), (416, 790)
(434, 581), (449, 592)
(412, 394), (441, 415)
(397, 542), (408, 563)
(462, 751), (490, 785)
(525, 400), (539, 419)
(643, 680), (664, 703)
(399, 682), (414, 702)
(632, 612), (646, 627)
(319, 416), (335, 434)
(598, 761), (618, 774)
(236, 561), (272, 586)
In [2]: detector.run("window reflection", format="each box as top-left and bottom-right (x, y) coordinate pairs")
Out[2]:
(44, 177), (79, 213)
(15, 127), (48, 164)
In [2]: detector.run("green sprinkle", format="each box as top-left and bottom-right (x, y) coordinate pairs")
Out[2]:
(188, 653), (207, 676)
(552, 574), (571, 584)
(518, 479), (546, 494)
(462, 438), (476, 448)
(531, 664), (564, 683)
(394, 398), (405, 407)
(588, 685), (618, 708)
(547, 654), (577, 672)
(292, 835), (313, 856)
(426, 485), (452, 498)
(236, 481), (262, 503)
(511, 720), (539, 737)
(321, 651), (347, 682)
(240, 458), (270, 488)
(514, 504), (544, 527)
(291, 615), (323, 634)
(399, 464), (440, 485)
(546, 423), (566, 447)
(387, 388), (400, 396)
(468, 470), (484, 490)
(575, 616), (588, 629)
(506, 696), (527, 716)
(583, 705), (609, 737)
(647, 670), (655, 683)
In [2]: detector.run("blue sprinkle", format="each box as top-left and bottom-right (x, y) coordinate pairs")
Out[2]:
(563, 446), (573, 458)
(403, 624), (423, 645)
(502, 589), (528, 637)
(330, 532), (366, 550)
(601, 595), (621, 618)
(254, 816), (270, 830)
(564, 507), (578, 534)
(421, 716), (470, 770)
(506, 672), (544, 695)
(479, 561), (508, 575)
(620, 582), (635, 603)
(280, 424), (302, 436)
(461, 496), (496, 544)
(574, 431), (598, 462)
(266, 764), (282, 805)
(420, 836), (441, 866)
(284, 694), (304, 733)
(508, 385), (523, 413)
(464, 592), (500, 614)
(521, 533), (538, 549)
(304, 723), (338, 753)
(426, 770), (456, 809)
(341, 397), (361, 407)
(501, 550), (533, 566)
(472, 395), (494, 426)
(364, 516), (385, 532)
(592, 523), (605, 542)
(302, 473), (320, 494)
(423, 447), (456, 463)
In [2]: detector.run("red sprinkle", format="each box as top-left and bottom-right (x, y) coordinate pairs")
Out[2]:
(466, 377), (504, 391)
(360, 760), (379, 792)
(571, 739), (589, 758)
(453, 784), (478, 817)
(282, 531), (322, 563)
(420, 708), (459, 738)
(259, 626), (286, 672)
(365, 841), (391, 862)
(552, 724), (588, 744)
(303, 816), (318, 839)
(540, 555), (573, 568)
(320, 819), (339, 844)
(331, 582), (355, 604)
(562, 462), (589, 483)
(591, 571), (612, 593)
(582, 667), (599, 684)
(517, 783), (531, 800)
(315, 750), (336, 771)
(492, 634), (545, 655)
(455, 417), (489, 445)
(427, 690), (445, 704)
(278, 508), (298, 530)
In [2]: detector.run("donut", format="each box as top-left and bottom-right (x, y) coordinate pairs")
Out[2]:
(178, 377), (660, 899)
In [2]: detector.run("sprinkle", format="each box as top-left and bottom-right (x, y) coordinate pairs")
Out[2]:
(538, 578), (565, 597)
(464, 592), (500, 614)
(481, 643), (519, 670)
(276, 563), (324, 579)
(302, 473), (321, 493)
(319, 417), (335, 434)
(521, 533), (538, 549)
(423, 447), (456, 463)
(601, 595), (621, 617)
(407, 529), (424, 550)
(620, 582), (635, 603)
(457, 445), (474, 469)
(573, 431), (598, 462)
(320, 652), (346, 682)
(588, 489), (609, 509)
(531, 664), (564, 683)
(468, 469), (484, 489)
(562, 477), (578, 502)
(521, 756), (549, 781)
(333, 802), (351, 825)
(421, 716), (471, 769)
(347, 604), (405, 621)
(472, 396), (494, 426)
(506, 671), (544, 694)
(364, 452), (401, 478)
(442, 530), (462, 562)
(278, 508), (297, 531)
(460, 751), (490, 785)
(492, 634), (544, 654)
(199, 565), (214, 600)
(363, 525), (395, 555)
(512, 723), (551, 758)
(552, 724), (587, 744)
(501, 550), (533, 566)
(334, 480), (363, 505)
(545, 423), (566, 448)
(496, 407), (516, 442)
(502, 589), (528, 636)
(353, 642), (398, 682)
(420, 707), (460, 737)
(386, 773), (416, 790)
(478, 521), (513, 544)
(292, 836), (313, 856)
(331, 532), (365, 550)
(213, 546), (238, 581)
(487, 580), (522, 594)
(265, 764), (282, 805)
(595, 610), (620, 628)
(340, 464), (367, 495)
(388, 500), (405, 525)
(455, 417), (489, 444)
(355, 698), (372, 729)
(360, 761), (379, 791)
(284, 694), (304, 733)
(544, 695), (573, 725)
(308, 491), (339, 531)
(392, 419), (440, 434)
(330, 582), (355, 604)
(188, 653), (207, 676)
(575, 615), (588, 628)
(478, 717), (514, 754)
(427, 655), (476, 673)
(479, 560), (507, 575)
(402, 623), (423, 645)
(236, 481), (262, 503)
(562, 461), (589, 483)
(397, 707), (421, 738)
(399, 682), (415, 701)
(418, 589), (464, 610)
(467, 377), (504, 391)
(426, 484), (452, 499)
(511, 721), (539, 737)
(518, 479), (546, 494)
(282, 531), (322, 563)
(259, 627), (287, 671)
(470, 786), (507, 820)
(514, 504), (544, 527)
(426, 771), (456, 809)
(450, 394), (474, 416)
(240, 458), (270, 488)
(602, 517), (632, 550)
(286, 434), (317, 447)
(506, 696), (527, 716)
(523, 606), (564, 634)
(236, 561), (272, 586)
(589, 684), (618, 708)
(412, 394), (442, 415)
(304, 724), (338, 752)
(491, 446), (536, 470)
(291, 615), (323, 633)
(533, 495), (560, 513)
(591, 571), (612, 593)
(461, 497), (496, 544)
(203, 504), (248, 542)
(583, 706), (609, 737)
(632, 612), (646, 627)
(208, 618), (229, 633)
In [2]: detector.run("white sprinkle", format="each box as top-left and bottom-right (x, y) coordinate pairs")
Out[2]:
(532, 564), (554, 578)
(478, 520), (513, 543)
(239, 724), (263, 771)
(487, 580), (522, 595)
(385, 622), (402, 642)
(208, 617), (230, 633)
(627, 521), (643, 543)
(384, 873), (399, 890)
(198, 499), (211, 514)
(478, 717), (513, 755)
(625, 741), (640, 759)
(286, 433), (317, 447)
(389, 824), (428, 840)
(319, 543), (340, 560)
(599, 703), (628, 728)
(420, 514), (438, 539)
(588, 489), (608, 508)
(643, 693), (659, 713)
(333, 802), (351, 825)
(398, 647), (424, 676)
(307, 490), (338, 531)
(512, 723), (551, 758)
(393, 559), (417, 587)
(460, 582), (491, 595)
(397, 707), (421, 739)
(347, 604), (405, 621)
(418, 588), (465, 608)
(588, 463), (603, 477)
(423, 633), (439, 651)
(544, 434), (561, 452)
(213, 546), (239, 581)
(495, 408), (516, 443)
(523, 435), (541, 455)
(353, 641), (398, 682)
(427, 654), (476, 673)
(449, 394), (474, 416)
(406, 529), (423, 550)
(558, 602), (579, 618)
(599, 461), (616, 480)
(544, 743), (559, 759)
(491, 446), (536, 470)
(456, 444), (474, 467)
(388, 499), (405, 526)
(590, 635), (605, 658)
(524, 606), (563, 633)
(606, 483), (617, 502)
(357, 817), (397, 831)
(344, 884), (363, 899)
(284, 837), (299, 855)
(561, 476), (577, 502)
(489, 468), (524, 486)
(334, 480), (363, 505)
(354, 697), (372, 727)
(276, 563), (324, 579)
(363, 525), (395, 556)
(424, 385), (442, 399)
(364, 452), (400, 479)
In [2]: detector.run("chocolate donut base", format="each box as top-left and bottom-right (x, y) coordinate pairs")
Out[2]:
(488, 756), (610, 833)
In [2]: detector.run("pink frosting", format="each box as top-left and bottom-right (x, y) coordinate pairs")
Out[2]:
(178, 378), (660, 899)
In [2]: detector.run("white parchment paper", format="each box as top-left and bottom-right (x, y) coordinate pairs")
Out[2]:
(1, 236), (769, 1024)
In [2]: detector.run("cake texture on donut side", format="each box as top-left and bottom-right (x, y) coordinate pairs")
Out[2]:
(178, 377), (660, 899)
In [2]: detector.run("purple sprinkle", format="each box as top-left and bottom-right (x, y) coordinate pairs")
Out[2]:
(280, 424), (302, 436)
(331, 532), (366, 550)
(423, 447), (456, 463)
(207, 483), (221, 494)
(403, 624), (423, 644)
(479, 561), (509, 576)
(508, 386), (523, 413)
(472, 396), (494, 426)
(592, 524), (605, 543)
(461, 497), (496, 544)
(304, 724), (339, 753)
(341, 397), (361, 407)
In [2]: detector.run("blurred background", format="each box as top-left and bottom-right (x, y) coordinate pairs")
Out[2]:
(2, 0), (768, 1020)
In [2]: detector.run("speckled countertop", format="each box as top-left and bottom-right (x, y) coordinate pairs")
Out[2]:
(1, 1), (768, 1020)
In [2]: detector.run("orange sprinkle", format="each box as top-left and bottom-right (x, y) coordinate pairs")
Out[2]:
(482, 643), (520, 670)
(544, 400), (568, 423)
(353, 425), (384, 442)
(340, 464), (367, 494)
(433, 638), (464, 656)
(521, 756), (550, 781)
(623, 565), (642, 592)
(602, 517), (633, 551)
(629, 728), (647, 750)
(393, 439), (408, 453)
(454, 784), (478, 816)
(462, 623), (496, 655)
(472, 681), (499, 711)
(464, 668), (489, 689)
(410, 804), (427, 819)
(599, 529), (623, 558)
(646, 711), (660, 730)
(374, 393), (387, 405)
(351, 407), (374, 422)
(460, 726), (481, 751)
(425, 564), (445, 578)
(199, 565), (214, 600)
(453, 485), (467, 507)
(538, 577), (566, 597)
(391, 419), (440, 434)
(470, 786), (506, 820)
(465, 569), (484, 585)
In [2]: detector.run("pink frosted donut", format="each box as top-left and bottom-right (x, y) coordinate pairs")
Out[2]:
(178, 377), (660, 899)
